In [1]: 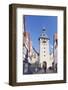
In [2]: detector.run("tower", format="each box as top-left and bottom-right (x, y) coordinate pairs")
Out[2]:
(39, 28), (50, 68)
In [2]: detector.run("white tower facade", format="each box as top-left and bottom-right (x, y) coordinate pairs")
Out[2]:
(39, 28), (50, 68)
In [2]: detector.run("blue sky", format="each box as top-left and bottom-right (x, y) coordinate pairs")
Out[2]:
(23, 15), (57, 52)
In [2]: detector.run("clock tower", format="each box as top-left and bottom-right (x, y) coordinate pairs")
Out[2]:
(39, 28), (50, 68)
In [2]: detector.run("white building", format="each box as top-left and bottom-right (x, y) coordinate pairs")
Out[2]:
(53, 32), (58, 71)
(49, 52), (54, 67)
(39, 28), (50, 68)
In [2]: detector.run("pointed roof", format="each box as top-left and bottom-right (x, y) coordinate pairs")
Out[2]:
(39, 27), (49, 40)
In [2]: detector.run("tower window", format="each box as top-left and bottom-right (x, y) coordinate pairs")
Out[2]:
(43, 34), (45, 36)
(43, 41), (46, 43)
(44, 55), (46, 57)
(44, 51), (45, 53)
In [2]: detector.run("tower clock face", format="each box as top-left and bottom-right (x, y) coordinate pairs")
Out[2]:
(41, 39), (47, 46)
(42, 40), (46, 43)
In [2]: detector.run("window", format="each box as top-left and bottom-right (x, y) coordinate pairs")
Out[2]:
(44, 55), (46, 57)
(43, 41), (46, 43)
(43, 34), (45, 36)
(44, 51), (45, 53)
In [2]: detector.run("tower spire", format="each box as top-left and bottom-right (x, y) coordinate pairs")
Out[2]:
(42, 27), (46, 31)
(40, 27), (49, 39)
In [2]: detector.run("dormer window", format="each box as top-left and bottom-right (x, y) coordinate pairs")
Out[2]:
(42, 33), (45, 36)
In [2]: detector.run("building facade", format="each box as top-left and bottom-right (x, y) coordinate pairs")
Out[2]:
(23, 32), (39, 64)
(23, 32), (30, 62)
(23, 32), (39, 74)
(39, 28), (50, 68)
(53, 32), (58, 72)
(31, 48), (39, 64)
